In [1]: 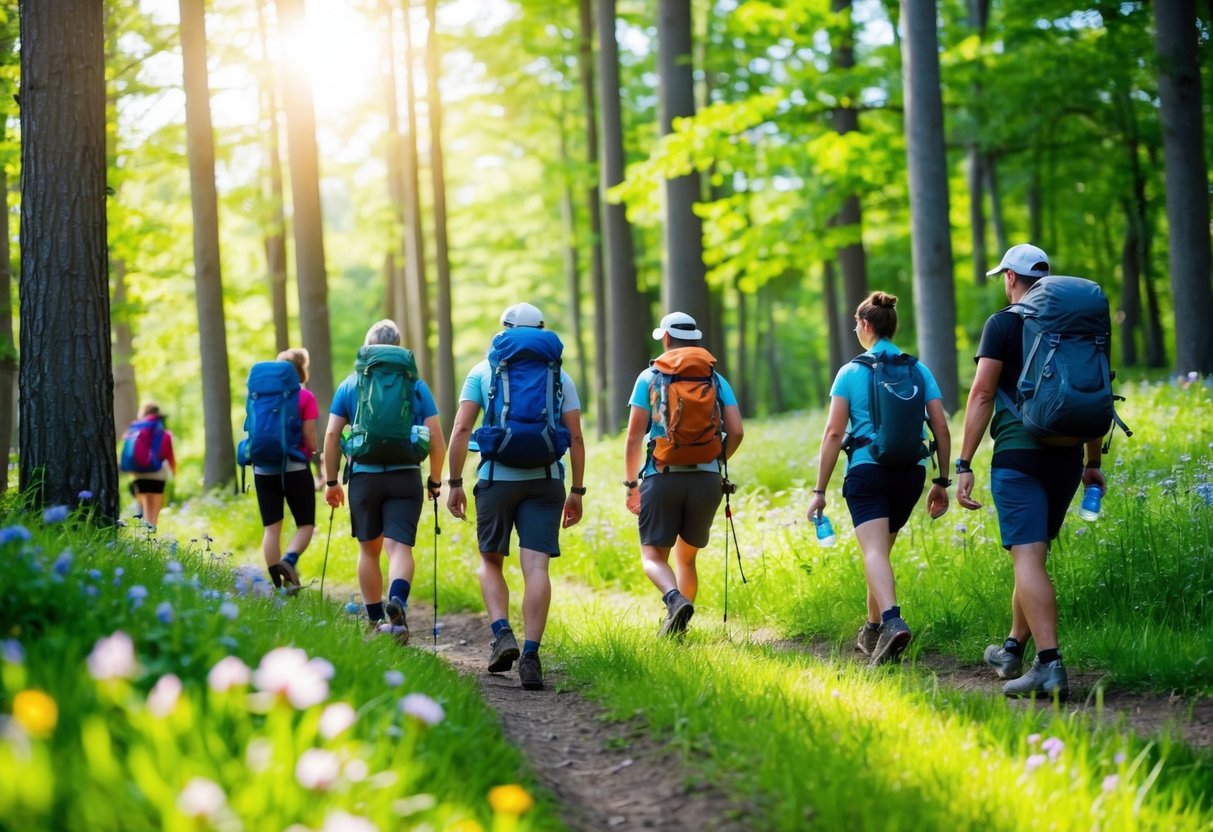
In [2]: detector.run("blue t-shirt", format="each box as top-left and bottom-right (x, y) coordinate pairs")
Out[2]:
(629, 367), (739, 476)
(461, 360), (581, 482)
(331, 373), (439, 474)
(829, 338), (942, 470)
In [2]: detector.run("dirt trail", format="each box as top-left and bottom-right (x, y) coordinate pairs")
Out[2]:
(428, 610), (746, 832)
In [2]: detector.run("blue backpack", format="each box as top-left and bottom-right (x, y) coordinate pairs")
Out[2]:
(341, 345), (427, 467)
(237, 361), (306, 480)
(843, 352), (934, 467)
(473, 328), (571, 478)
(120, 418), (167, 473)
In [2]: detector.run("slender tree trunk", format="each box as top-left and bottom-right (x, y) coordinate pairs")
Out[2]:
(278, 0), (334, 410)
(179, 0), (235, 489)
(824, 259), (844, 375)
(256, 0), (289, 353)
(1119, 204), (1141, 367)
(985, 156), (1008, 255)
(111, 259), (138, 437)
(967, 0), (989, 284)
(380, 1), (412, 345)
(900, 0), (958, 410)
(558, 118), (589, 404)
(1154, 0), (1213, 374)
(0, 166), (15, 490)
(18, 0), (117, 518)
(400, 5), (432, 380)
(830, 0), (868, 316)
(764, 288), (783, 413)
(577, 0), (607, 435)
(425, 0), (455, 434)
(734, 274), (750, 416)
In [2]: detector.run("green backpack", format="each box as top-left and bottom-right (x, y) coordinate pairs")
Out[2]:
(341, 345), (428, 466)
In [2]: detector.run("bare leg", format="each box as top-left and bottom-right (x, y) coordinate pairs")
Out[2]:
(855, 518), (896, 614)
(519, 547), (552, 643)
(358, 536), (385, 604)
(1008, 587), (1031, 643)
(1009, 542), (1057, 650)
(262, 521), (284, 567)
(144, 493), (165, 527)
(383, 537), (416, 596)
(671, 536), (701, 602)
(641, 544), (676, 595)
(286, 524), (315, 559)
(478, 552), (510, 623)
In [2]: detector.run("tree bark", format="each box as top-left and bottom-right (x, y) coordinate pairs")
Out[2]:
(900, 0), (958, 410)
(965, 0), (989, 285)
(111, 259), (138, 437)
(0, 165), (15, 491)
(179, 0), (235, 489)
(1119, 204), (1141, 368)
(379, 1), (410, 342)
(830, 0), (868, 317)
(577, 0), (606, 436)
(400, 5), (432, 380)
(734, 274), (750, 417)
(18, 0), (118, 518)
(824, 259), (845, 376)
(984, 156), (1008, 255)
(425, 0), (455, 436)
(1154, 0), (1213, 374)
(256, 0), (290, 353)
(558, 118), (589, 409)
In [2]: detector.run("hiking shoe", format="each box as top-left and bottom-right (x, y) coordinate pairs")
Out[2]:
(856, 623), (880, 656)
(984, 643), (1024, 680)
(518, 652), (544, 691)
(658, 591), (694, 637)
(268, 561), (301, 595)
(385, 599), (410, 646)
(487, 628), (520, 673)
(868, 617), (912, 666)
(1002, 658), (1069, 701)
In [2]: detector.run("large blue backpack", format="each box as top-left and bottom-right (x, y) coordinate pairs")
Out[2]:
(341, 345), (427, 466)
(472, 328), (570, 478)
(119, 418), (167, 473)
(843, 352), (934, 467)
(1001, 276), (1131, 447)
(237, 361), (306, 478)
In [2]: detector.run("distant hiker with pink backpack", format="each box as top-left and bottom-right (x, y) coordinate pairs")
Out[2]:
(119, 402), (176, 528)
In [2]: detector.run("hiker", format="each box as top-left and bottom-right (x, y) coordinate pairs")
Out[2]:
(623, 311), (743, 637)
(446, 302), (586, 691)
(804, 292), (951, 666)
(120, 402), (176, 528)
(246, 348), (319, 593)
(956, 244), (1108, 700)
(323, 320), (446, 645)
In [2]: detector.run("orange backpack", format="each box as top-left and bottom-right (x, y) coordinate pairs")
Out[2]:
(648, 347), (724, 468)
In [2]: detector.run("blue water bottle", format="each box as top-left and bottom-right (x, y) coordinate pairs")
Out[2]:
(815, 514), (837, 547)
(1079, 485), (1103, 522)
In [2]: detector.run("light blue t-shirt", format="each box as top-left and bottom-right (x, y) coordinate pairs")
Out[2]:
(829, 338), (942, 470)
(629, 367), (739, 476)
(331, 373), (439, 474)
(461, 360), (581, 482)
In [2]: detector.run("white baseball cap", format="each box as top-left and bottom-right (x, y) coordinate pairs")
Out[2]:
(500, 302), (545, 329)
(986, 243), (1050, 278)
(652, 311), (702, 341)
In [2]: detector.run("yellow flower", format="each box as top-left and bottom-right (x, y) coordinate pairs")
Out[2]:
(488, 784), (533, 816)
(13, 689), (58, 738)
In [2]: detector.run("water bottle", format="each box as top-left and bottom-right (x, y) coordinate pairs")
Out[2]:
(1079, 485), (1103, 522)
(411, 423), (431, 454)
(815, 514), (837, 547)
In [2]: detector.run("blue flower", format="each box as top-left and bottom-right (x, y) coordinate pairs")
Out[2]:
(53, 551), (74, 576)
(384, 670), (404, 688)
(42, 505), (70, 524)
(1, 639), (23, 664)
(88, 569), (103, 581)
(78, 490), (93, 500)
(166, 560), (183, 574)
(156, 602), (174, 624)
(219, 601), (239, 620)
(128, 584), (149, 609)
(1193, 483), (1213, 506)
(0, 525), (32, 545)
(84, 585), (99, 598)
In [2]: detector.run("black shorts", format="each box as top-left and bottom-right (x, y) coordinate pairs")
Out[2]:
(638, 471), (723, 549)
(348, 470), (423, 545)
(132, 479), (166, 495)
(254, 468), (316, 528)
(473, 478), (565, 557)
(842, 463), (925, 532)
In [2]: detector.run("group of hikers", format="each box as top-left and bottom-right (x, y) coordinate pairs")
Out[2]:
(121, 243), (1121, 700)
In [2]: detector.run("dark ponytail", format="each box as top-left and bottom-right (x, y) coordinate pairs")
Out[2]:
(856, 291), (898, 340)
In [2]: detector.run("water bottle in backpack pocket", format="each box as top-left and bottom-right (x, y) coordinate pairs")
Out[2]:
(342, 345), (428, 466)
(238, 360), (306, 472)
(120, 418), (167, 473)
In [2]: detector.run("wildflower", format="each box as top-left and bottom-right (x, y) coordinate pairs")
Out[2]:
(1024, 754), (1047, 774)
(166, 559), (183, 574)
(246, 738), (274, 772)
(295, 748), (341, 791)
(0, 525), (32, 545)
(53, 551), (73, 576)
(78, 490), (93, 500)
(252, 647), (334, 709)
(954, 521), (968, 534)
(1192, 483), (1213, 506)
(1074, 525), (1088, 537)
(42, 505), (70, 524)
(177, 777), (227, 821)
(344, 758), (369, 783)
(319, 811), (378, 832)
(83, 585), (99, 598)
(399, 693), (444, 726)
(155, 602), (174, 625)
(148, 674), (182, 717)
(128, 584), (149, 609)
(1026, 733), (1041, 746)
(1102, 774), (1119, 792)
(318, 702), (357, 740)
(1114, 751), (1127, 765)
(13, 689), (58, 738)
(488, 784), (534, 815)
(2, 639), (24, 664)
(1041, 736), (1064, 761)
(219, 601), (239, 621)
(87, 632), (137, 680)
(384, 669), (404, 688)
(207, 656), (251, 693)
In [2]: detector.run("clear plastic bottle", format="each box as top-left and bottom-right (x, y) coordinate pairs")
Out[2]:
(1078, 485), (1103, 522)
(815, 514), (837, 547)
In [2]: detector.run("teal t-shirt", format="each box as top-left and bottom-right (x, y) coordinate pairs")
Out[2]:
(331, 373), (439, 474)
(629, 367), (739, 476)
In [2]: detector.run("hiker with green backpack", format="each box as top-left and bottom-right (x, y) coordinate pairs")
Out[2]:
(805, 292), (952, 666)
(323, 320), (446, 645)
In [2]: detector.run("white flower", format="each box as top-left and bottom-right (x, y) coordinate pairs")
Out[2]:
(252, 647), (333, 709)
(246, 738), (274, 772)
(147, 674), (182, 717)
(177, 777), (227, 820)
(87, 632), (137, 681)
(320, 810), (378, 832)
(318, 702), (357, 740)
(1102, 774), (1119, 792)
(207, 656), (251, 693)
(295, 748), (341, 791)
(343, 758), (369, 783)
(399, 693), (444, 726)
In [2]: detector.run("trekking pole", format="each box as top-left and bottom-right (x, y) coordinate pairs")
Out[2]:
(319, 506), (335, 599)
(721, 456), (746, 623)
(432, 496), (440, 651)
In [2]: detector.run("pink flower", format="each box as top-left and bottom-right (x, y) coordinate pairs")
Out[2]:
(1102, 774), (1119, 792)
(318, 702), (357, 740)
(1041, 737), (1064, 761)
(1026, 733), (1041, 746)
(399, 693), (444, 726)
(252, 648), (334, 710)
(1024, 754), (1047, 774)
(207, 656), (251, 693)
(147, 674), (182, 717)
(177, 777), (227, 820)
(87, 632), (137, 680)
(295, 748), (341, 791)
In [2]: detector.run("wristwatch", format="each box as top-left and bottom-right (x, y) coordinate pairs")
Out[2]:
(932, 476), (952, 488)
(955, 458), (972, 474)
(325, 480), (338, 487)
(623, 479), (638, 490)
(570, 486), (587, 495)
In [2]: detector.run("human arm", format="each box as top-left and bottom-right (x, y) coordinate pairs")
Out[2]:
(561, 409), (585, 528)
(445, 400), (480, 520)
(323, 413), (347, 508)
(623, 405), (648, 516)
(721, 404), (744, 460)
(925, 398), (950, 519)
(955, 356), (1001, 510)
(424, 413), (446, 500)
(806, 395), (849, 521)
(1082, 438), (1106, 492)
(163, 432), (177, 477)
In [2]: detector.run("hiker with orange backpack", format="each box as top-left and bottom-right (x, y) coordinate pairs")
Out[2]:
(624, 312), (744, 637)
(119, 402), (177, 528)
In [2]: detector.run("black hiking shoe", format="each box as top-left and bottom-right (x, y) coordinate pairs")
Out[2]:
(267, 561), (301, 595)
(385, 598), (410, 646)
(869, 617), (912, 666)
(518, 652), (544, 690)
(658, 590), (694, 637)
(488, 628), (520, 673)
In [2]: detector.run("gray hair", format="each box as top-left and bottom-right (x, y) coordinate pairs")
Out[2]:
(364, 319), (402, 346)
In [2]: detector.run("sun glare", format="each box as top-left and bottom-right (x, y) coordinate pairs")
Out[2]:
(282, 0), (383, 118)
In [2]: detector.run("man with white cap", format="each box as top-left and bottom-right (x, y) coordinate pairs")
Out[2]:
(956, 244), (1105, 701)
(446, 302), (586, 690)
(623, 311), (744, 636)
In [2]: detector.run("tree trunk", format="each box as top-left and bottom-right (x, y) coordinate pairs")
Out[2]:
(824, 259), (844, 377)
(256, 0), (289, 353)
(0, 166), (15, 490)
(656, 0), (708, 328)
(900, 0), (958, 410)
(966, 0), (989, 285)
(179, 0), (235, 489)
(597, 0), (649, 433)
(400, 5), (432, 380)
(763, 288), (783, 413)
(379, 2), (410, 343)
(984, 156), (1008, 255)
(425, 0), (456, 436)
(111, 259), (139, 437)
(18, 0), (117, 518)
(577, 0), (606, 436)
(1154, 0), (1213, 374)
(734, 274), (751, 417)
(558, 118), (589, 407)
(830, 0), (868, 315)
(1119, 204), (1141, 368)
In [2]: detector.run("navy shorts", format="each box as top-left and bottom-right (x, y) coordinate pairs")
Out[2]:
(473, 478), (565, 557)
(348, 470), (423, 545)
(842, 463), (925, 532)
(254, 468), (316, 528)
(990, 462), (1082, 548)
(638, 471), (724, 549)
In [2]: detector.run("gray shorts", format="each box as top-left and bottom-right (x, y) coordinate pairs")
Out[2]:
(473, 478), (565, 556)
(638, 471), (723, 549)
(348, 470), (422, 545)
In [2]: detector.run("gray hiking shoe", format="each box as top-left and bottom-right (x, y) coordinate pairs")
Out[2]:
(984, 643), (1024, 680)
(1002, 658), (1069, 701)
(869, 617), (912, 666)
(488, 628), (520, 673)
(518, 652), (544, 691)
(658, 591), (694, 637)
(385, 599), (410, 646)
(856, 623), (880, 656)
